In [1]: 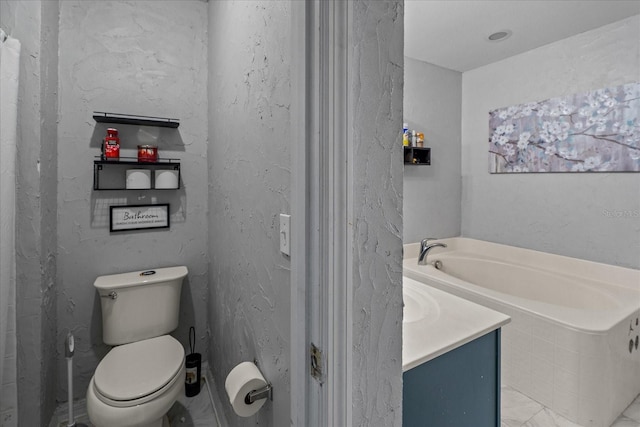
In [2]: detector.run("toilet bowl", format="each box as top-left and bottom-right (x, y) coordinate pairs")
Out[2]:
(87, 266), (189, 427)
(87, 335), (185, 427)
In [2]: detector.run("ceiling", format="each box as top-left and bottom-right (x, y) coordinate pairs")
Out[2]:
(405, 0), (640, 72)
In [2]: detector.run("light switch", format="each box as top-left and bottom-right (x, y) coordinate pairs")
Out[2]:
(279, 214), (291, 256)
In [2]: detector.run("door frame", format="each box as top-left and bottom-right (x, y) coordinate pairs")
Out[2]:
(290, 1), (352, 425)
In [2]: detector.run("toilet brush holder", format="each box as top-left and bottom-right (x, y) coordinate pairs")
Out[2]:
(65, 332), (88, 427)
(185, 326), (201, 397)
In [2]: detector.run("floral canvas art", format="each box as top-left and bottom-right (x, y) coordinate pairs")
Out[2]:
(489, 82), (640, 173)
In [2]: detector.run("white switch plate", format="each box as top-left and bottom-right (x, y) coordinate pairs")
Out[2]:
(279, 214), (291, 256)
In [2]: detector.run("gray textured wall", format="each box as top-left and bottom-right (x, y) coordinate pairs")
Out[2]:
(56, 0), (209, 402)
(39, 0), (60, 422)
(350, 1), (404, 426)
(2, 2), (405, 425)
(403, 57), (462, 243)
(461, 15), (640, 269)
(1, 1), (59, 425)
(207, 2), (291, 425)
(208, 3), (406, 426)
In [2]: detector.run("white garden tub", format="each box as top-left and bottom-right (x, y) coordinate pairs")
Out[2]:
(403, 238), (640, 427)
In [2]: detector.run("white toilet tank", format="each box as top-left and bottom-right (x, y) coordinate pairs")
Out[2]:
(94, 266), (188, 345)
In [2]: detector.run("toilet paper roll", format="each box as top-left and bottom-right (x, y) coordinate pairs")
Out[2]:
(126, 169), (151, 189)
(154, 169), (179, 189)
(224, 362), (268, 417)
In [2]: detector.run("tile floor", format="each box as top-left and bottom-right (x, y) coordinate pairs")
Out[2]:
(167, 377), (221, 427)
(50, 369), (225, 427)
(51, 380), (639, 427)
(502, 386), (640, 427)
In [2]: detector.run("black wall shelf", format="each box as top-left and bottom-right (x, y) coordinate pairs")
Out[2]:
(404, 147), (431, 165)
(93, 111), (180, 128)
(93, 157), (181, 191)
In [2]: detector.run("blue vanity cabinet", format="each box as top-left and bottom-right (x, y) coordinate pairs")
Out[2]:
(403, 329), (501, 427)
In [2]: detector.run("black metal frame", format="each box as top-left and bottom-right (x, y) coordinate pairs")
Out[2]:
(94, 157), (181, 190)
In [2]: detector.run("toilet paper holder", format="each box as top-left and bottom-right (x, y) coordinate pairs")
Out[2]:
(244, 383), (273, 404)
(244, 359), (273, 404)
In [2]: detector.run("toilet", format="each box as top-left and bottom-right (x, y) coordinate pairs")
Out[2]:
(87, 266), (189, 427)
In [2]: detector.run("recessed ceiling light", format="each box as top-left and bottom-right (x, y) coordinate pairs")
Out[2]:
(487, 30), (512, 42)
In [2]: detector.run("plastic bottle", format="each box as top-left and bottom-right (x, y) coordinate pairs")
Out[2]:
(402, 122), (409, 146)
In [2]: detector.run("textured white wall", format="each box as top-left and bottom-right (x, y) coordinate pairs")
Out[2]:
(39, 0), (60, 421)
(403, 57), (462, 243)
(350, 1), (404, 425)
(56, 0), (209, 402)
(461, 15), (640, 268)
(207, 2), (291, 425)
(208, 3), (404, 426)
(0, 1), (59, 425)
(4, 1), (404, 424)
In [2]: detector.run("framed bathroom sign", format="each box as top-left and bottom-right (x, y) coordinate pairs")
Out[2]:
(110, 204), (170, 232)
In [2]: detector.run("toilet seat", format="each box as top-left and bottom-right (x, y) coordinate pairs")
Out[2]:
(93, 335), (184, 408)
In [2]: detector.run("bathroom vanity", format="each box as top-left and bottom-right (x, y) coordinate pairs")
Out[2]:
(402, 277), (510, 427)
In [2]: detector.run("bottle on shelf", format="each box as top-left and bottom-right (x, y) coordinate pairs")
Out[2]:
(103, 128), (120, 160)
(403, 122), (409, 146)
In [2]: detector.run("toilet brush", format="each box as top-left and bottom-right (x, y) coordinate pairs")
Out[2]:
(185, 326), (202, 397)
(65, 333), (88, 427)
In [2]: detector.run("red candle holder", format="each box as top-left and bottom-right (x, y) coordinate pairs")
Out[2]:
(137, 145), (158, 162)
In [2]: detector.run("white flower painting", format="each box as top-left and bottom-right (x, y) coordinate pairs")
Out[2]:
(489, 82), (640, 173)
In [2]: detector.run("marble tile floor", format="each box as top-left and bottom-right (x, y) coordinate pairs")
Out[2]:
(502, 386), (640, 427)
(50, 369), (226, 427)
(50, 380), (640, 427)
(167, 376), (221, 427)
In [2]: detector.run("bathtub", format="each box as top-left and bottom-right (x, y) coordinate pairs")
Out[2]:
(403, 238), (640, 427)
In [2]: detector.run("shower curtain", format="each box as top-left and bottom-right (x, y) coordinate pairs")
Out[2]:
(0, 33), (20, 426)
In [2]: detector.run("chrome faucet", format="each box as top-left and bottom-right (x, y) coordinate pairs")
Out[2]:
(418, 238), (447, 265)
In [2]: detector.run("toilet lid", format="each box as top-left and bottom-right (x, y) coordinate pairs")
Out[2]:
(94, 335), (184, 401)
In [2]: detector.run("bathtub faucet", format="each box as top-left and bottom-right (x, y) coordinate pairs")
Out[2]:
(418, 239), (447, 265)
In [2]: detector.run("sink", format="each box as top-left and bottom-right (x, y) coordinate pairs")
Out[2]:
(402, 275), (510, 372)
(403, 279), (440, 324)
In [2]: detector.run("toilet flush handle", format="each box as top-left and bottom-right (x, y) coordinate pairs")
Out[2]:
(101, 291), (117, 300)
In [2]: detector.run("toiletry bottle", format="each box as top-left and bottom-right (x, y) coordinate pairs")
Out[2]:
(411, 130), (417, 147)
(104, 128), (120, 160)
(403, 122), (409, 146)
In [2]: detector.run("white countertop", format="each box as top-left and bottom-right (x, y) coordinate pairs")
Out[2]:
(402, 276), (510, 372)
